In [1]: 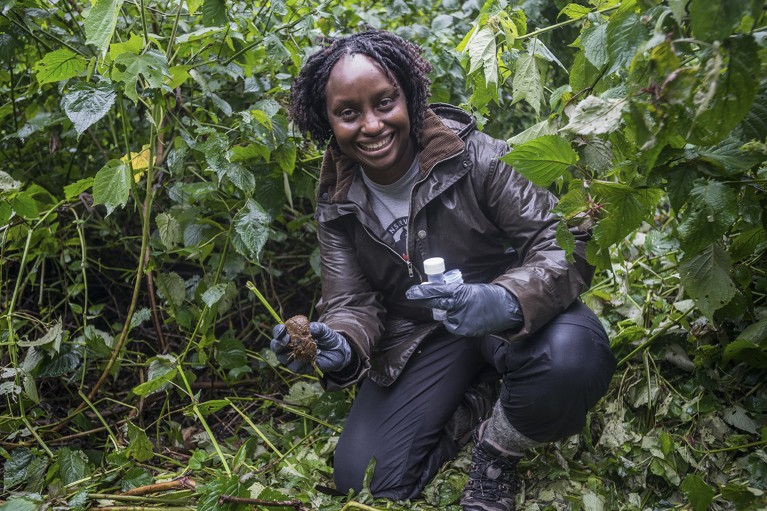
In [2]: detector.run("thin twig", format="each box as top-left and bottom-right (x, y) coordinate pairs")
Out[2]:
(121, 476), (196, 496)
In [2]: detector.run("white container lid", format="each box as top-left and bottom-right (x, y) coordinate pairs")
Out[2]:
(423, 257), (445, 275)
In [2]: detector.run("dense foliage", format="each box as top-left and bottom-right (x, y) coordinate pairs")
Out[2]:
(1, 0), (765, 510)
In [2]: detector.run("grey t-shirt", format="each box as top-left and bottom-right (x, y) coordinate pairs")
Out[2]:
(360, 156), (420, 258)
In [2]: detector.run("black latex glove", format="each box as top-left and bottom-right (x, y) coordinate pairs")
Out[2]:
(406, 283), (524, 337)
(270, 321), (352, 374)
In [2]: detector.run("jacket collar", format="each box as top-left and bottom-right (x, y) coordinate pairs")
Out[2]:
(316, 104), (475, 204)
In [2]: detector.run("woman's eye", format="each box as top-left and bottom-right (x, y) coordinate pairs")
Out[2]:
(340, 109), (357, 119)
(379, 98), (393, 108)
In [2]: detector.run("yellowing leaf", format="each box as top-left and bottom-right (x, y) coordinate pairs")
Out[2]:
(121, 146), (152, 182)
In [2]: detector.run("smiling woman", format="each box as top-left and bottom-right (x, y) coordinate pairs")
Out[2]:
(324, 54), (416, 184)
(273, 29), (616, 511)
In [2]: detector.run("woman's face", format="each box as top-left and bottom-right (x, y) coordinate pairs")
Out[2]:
(325, 53), (416, 185)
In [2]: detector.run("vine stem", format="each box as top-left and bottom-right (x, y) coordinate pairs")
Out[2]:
(340, 503), (385, 511)
(617, 307), (694, 367)
(517, 5), (619, 41)
(54, 103), (163, 431)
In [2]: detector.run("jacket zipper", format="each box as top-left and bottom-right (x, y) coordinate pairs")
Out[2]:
(403, 149), (465, 278)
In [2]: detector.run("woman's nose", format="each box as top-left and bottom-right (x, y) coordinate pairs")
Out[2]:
(360, 111), (383, 135)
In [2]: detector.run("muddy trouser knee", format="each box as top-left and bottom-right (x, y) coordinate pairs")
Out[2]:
(480, 300), (617, 445)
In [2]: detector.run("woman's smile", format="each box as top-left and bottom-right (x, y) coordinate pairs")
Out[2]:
(325, 53), (416, 185)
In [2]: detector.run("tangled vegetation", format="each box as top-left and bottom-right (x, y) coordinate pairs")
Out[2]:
(1, 0), (766, 510)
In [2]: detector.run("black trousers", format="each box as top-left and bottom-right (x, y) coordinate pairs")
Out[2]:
(333, 301), (616, 500)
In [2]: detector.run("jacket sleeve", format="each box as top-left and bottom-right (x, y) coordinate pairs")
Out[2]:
(315, 219), (386, 389)
(478, 137), (594, 341)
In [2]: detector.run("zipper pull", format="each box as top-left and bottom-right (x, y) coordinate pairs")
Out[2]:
(406, 260), (413, 278)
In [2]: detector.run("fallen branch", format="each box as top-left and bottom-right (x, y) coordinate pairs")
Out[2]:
(217, 494), (308, 510)
(121, 476), (197, 496)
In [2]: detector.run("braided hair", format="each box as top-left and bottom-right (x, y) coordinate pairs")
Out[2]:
(289, 30), (433, 146)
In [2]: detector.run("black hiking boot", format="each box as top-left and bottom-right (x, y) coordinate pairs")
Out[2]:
(460, 423), (521, 511)
(444, 378), (499, 448)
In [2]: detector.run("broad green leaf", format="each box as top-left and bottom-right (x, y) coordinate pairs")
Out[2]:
(201, 283), (227, 307)
(0, 498), (41, 511)
(202, 0), (227, 26)
(465, 25), (497, 88)
(689, 36), (759, 146)
(582, 23), (609, 69)
(156, 272), (186, 308)
(33, 48), (87, 85)
(679, 243), (736, 318)
(63, 177), (94, 200)
(85, 0), (125, 57)
(156, 212), (182, 249)
(556, 221), (576, 261)
(92, 159), (131, 216)
(37, 346), (83, 378)
(722, 405), (759, 434)
(133, 367), (177, 397)
(500, 135), (578, 187)
(197, 475), (249, 511)
(738, 89), (767, 141)
(512, 52), (542, 114)
(126, 421), (154, 462)
(722, 318), (767, 367)
(689, 0), (750, 42)
(10, 192), (38, 220)
(194, 399), (230, 416)
(58, 447), (91, 486)
(606, 11), (648, 73)
(231, 199), (270, 262)
(111, 49), (169, 103)
(186, 0), (203, 15)
(561, 96), (625, 135)
(61, 80), (117, 135)
(678, 180), (739, 254)
(108, 32), (143, 60)
(560, 3), (591, 20)
(198, 132), (256, 193)
(507, 118), (558, 146)
(590, 182), (663, 248)
(3, 448), (34, 490)
(216, 337), (247, 369)
(680, 475), (716, 511)
(175, 26), (224, 44)
(274, 142), (296, 174)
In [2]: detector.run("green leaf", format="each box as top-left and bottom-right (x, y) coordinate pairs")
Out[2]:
(561, 96), (625, 135)
(465, 26), (498, 89)
(678, 180), (739, 255)
(581, 23), (609, 69)
(33, 48), (87, 85)
(589, 182), (663, 248)
(0, 498), (42, 511)
(10, 192), (39, 220)
(507, 118), (558, 146)
(500, 135), (578, 187)
(4, 448), (34, 490)
(85, 0), (125, 57)
(231, 199), (271, 262)
(606, 11), (648, 73)
(722, 318), (767, 368)
(560, 3), (591, 20)
(63, 177), (94, 200)
(274, 142), (297, 174)
(680, 475), (716, 511)
(556, 221), (576, 261)
(216, 337), (247, 369)
(108, 32), (143, 61)
(512, 52), (542, 114)
(156, 212), (182, 249)
(61, 80), (117, 135)
(194, 399), (230, 416)
(199, 132), (256, 193)
(197, 475), (249, 511)
(202, 0), (227, 26)
(689, 0), (750, 42)
(156, 272), (186, 308)
(17, 320), (63, 351)
(689, 36), (759, 146)
(37, 346), (83, 378)
(679, 243), (736, 318)
(126, 421), (154, 462)
(58, 447), (91, 486)
(111, 49), (169, 103)
(133, 367), (177, 397)
(92, 159), (131, 216)
(201, 283), (227, 307)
